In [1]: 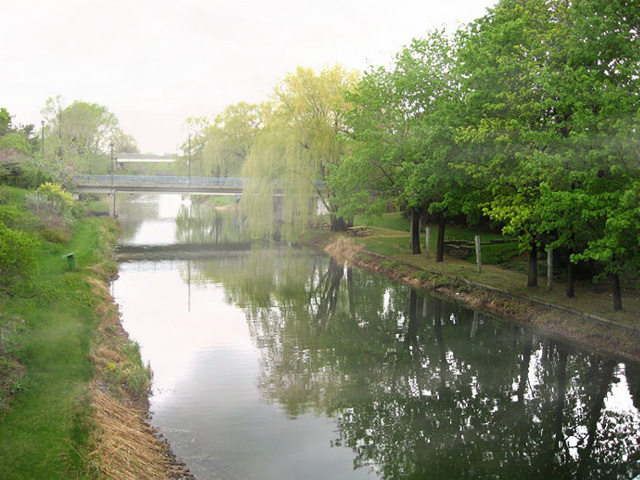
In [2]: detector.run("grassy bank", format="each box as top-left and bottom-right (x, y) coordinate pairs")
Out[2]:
(0, 215), (117, 478)
(321, 213), (640, 363)
(0, 187), (175, 479)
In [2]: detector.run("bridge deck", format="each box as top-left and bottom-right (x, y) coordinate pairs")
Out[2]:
(74, 174), (249, 194)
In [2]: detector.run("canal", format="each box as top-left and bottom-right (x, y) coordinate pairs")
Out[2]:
(112, 194), (640, 480)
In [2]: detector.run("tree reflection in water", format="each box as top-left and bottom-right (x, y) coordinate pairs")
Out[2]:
(192, 248), (640, 480)
(175, 199), (248, 245)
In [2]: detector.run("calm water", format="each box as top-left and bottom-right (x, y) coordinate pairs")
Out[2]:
(112, 194), (640, 480)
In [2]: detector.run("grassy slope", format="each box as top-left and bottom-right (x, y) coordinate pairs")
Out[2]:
(353, 213), (640, 328)
(0, 216), (112, 479)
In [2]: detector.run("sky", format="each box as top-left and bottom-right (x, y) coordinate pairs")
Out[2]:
(1, 0), (497, 154)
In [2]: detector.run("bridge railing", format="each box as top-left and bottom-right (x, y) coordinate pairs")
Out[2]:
(74, 174), (247, 189)
(74, 175), (325, 193)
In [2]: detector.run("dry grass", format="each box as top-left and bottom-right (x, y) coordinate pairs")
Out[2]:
(88, 390), (173, 480)
(85, 272), (193, 480)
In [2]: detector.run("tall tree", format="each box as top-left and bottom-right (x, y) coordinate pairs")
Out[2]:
(340, 32), (464, 258)
(535, 0), (640, 308)
(456, 0), (574, 285)
(201, 102), (261, 177)
(241, 65), (359, 240)
(40, 96), (133, 179)
(0, 108), (37, 184)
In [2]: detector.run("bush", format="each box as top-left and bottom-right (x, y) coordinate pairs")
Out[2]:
(25, 182), (77, 231)
(0, 205), (37, 231)
(0, 221), (39, 297)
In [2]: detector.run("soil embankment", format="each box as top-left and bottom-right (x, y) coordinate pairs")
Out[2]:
(324, 236), (640, 364)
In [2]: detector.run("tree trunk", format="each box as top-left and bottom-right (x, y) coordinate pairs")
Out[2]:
(410, 209), (421, 255)
(527, 242), (538, 287)
(330, 215), (349, 232)
(436, 213), (445, 263)
(566, 259), (575, 298)
(610, 273), (623, 311)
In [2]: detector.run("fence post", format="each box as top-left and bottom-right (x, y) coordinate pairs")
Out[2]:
(475, 235), (482, 273)
(425, 227), (431, 259)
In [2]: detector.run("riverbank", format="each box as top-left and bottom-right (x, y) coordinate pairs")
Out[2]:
(84, 240), (196, 480)
(322, 235), (640, 364)
(0, 208), (194, 479)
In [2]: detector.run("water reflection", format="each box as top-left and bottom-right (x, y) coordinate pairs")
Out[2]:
(115, 195), (640, 480)
(190, 251), (640, 480)
(175, 200), (248, 245)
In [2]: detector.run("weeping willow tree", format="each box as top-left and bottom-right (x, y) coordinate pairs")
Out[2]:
(200, 102), (262, 177)
(240, 64), (359, 241)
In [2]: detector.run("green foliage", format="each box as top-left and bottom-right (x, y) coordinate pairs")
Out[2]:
(35, 182), (75, 210)
(25, 182), (78, 233)
(241, 65), (359, 240)
(199, 102), (261, 177)
(38, 96), (137, 181)
(104, 341), (152, 396)
(0, 204), (37, 231)
(0, 221), (39, 297)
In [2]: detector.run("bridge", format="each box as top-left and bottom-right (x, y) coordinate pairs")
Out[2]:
(74, 174), (248, 195)
(74, 174), (325, 217)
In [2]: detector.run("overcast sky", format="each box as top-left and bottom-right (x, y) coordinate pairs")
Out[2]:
(1, 0), (497, 154)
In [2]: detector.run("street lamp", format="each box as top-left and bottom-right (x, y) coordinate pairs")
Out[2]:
(110, 142), (114, 186)
(41, 120), (45, 157)
(188, 134), (192, 185)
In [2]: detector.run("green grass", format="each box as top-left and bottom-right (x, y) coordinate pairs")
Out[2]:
(355, 213), (518, 266)
(0, 217), (111, 479)
(347, 212), (640, 327)
(356, 212), (411, 231)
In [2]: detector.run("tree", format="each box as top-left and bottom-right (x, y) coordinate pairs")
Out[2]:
(532, 0), (640, 307)
(456, 0), (640, 306)
(199, 102), (261, 178)
(0, 107), (37, 185)
(109, 127), (139, 154)
(40, 96), (133, 179)
(341, 32), (464, 258)
(42, 96), (118, 157)
(455, 0), (574, 285)
(241, 65), (359, 240)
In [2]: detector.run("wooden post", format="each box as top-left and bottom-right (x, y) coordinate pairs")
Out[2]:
(547, 249), (553, 292)
(425, 227), (431, 259)
(475, 235), (482, 273)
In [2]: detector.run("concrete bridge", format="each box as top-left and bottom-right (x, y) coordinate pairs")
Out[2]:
(74, 174), (248, 195)
(73, 174), (325, 217)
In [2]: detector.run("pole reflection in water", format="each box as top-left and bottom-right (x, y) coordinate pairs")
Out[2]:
(113, 194), (640, 480)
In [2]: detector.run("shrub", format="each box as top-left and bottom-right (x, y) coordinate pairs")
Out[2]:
(26, 182), (77, 231)
(0, 204), (37, 231)
(0, 220), (39, 297)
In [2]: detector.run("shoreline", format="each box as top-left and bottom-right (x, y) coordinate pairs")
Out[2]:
(92, 231), (639, 479)
(85, 220), (196, 480)
(89, 274), (196, 480)
(322, 236), (640, 364)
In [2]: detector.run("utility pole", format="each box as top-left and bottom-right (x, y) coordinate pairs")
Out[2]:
(188, 134), (192, 185)
(110, 142), (114, 186)
(41, 120), (45, 157)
